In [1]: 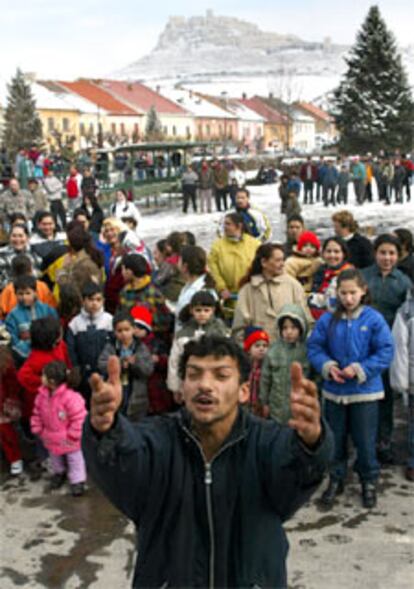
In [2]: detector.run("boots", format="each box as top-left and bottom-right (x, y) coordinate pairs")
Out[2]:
(361, 483), (377, 508)
(320, 478), (344, 508)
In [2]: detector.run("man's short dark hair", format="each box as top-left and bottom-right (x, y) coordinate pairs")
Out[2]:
(81, 281), (103, 299)
(178, 335), (251, 383)
(236, 187), (250, 199)
(113, 309), (135, 328)
(287, 214), (304, 226)
(37, 211), (55, 224)
(13, 274), (36, 292)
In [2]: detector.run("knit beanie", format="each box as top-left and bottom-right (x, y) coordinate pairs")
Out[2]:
(243, 326), (270, 352)
(297, 231), (321, 252)
(130, 305), (153, 332)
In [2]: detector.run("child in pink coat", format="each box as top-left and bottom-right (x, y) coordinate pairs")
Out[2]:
(30, 361), (87, 496)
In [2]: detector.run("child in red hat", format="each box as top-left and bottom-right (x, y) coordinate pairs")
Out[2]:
(284, 230), (322, 295)
(244, 326), (270, 416)
(130, 305), (175, 415)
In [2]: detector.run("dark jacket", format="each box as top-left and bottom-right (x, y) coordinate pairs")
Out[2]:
(83, 409), (333, 588)
(345, 233), (374, 269)
(362, 264), (412, 326)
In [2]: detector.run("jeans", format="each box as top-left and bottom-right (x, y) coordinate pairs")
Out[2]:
(50, 199), (67, 230)
(378, 370), (393, 449)
(325, 398), (380, 483)
(303, 180), (314, 203)
(182, 185), (197, 213)
(214, 188), (228, 212)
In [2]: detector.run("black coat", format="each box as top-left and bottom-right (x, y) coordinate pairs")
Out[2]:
(346, 233), (375, 269)
(83, 409), (333, 588)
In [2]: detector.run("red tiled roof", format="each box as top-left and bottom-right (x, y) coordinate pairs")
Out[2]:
(239, 97), (288, 125)
(58, 80), (138, 115)
(98, 80), (189, 116)
(295, 102), (332, 122)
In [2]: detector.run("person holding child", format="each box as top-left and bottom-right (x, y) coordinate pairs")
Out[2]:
(284, 231), (322, 296)
(307, 269), (394, 509)
(30, 361), (87, 496)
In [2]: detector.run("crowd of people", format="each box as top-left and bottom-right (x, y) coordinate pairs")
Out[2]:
(0, 153), (413, 517)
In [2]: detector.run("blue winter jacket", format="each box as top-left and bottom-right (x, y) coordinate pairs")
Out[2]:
(5, 301), (58, 358)
(307, 305), (394, 403)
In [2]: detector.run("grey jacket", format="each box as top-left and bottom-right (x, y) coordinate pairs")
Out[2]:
(391, 293), (414, 395)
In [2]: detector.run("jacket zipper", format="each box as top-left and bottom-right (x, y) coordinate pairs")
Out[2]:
(204, 462), (214, 589)
(182, 425), (246, 589)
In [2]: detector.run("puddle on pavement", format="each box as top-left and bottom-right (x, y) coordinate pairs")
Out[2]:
(342, 512), (369, 529)
(0, 567), (30, 586)
(285, 514), (342, 532)
(20, 485), (135, 588)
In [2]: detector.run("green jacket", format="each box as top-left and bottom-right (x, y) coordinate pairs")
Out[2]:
(259, 304), (310, 424)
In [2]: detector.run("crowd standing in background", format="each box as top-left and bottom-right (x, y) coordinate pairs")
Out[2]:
(0, 145), (413, 581)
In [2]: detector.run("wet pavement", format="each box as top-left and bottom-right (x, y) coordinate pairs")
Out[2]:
(1, 402), (413, 588)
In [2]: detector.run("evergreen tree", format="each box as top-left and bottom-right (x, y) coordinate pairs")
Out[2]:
(145, 106), (164, 140)
(332, 5), (414, 154)
(2, 69), (43, 156)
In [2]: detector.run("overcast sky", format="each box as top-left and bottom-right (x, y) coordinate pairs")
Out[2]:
(1, 0), (412, 80)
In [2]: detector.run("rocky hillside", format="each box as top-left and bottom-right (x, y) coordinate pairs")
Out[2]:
(113, 10), (349, 81)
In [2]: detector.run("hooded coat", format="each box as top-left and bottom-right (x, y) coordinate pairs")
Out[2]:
(260, 304), (310, 423)
(31, 383), (87, 455)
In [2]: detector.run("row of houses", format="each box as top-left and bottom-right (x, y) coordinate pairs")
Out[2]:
(0, 76), (336, 153)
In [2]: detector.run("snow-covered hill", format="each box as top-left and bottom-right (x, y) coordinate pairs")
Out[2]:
(111, 11), (414, 102)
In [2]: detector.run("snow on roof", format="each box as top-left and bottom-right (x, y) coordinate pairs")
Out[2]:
(159, 88), (235, 119)
(0, 78), (78, 112)
(38, 81), (108, 115)
(224, 99), (265, 122)
(58, 80), (138, 115)
(99, 80), (189, 116)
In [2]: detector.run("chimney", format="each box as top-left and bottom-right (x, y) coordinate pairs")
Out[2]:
(189, 90), (193, 99)
(269, 92), (274, 99)
(242, 92), (247, 100)
(156, 85), (160, 93)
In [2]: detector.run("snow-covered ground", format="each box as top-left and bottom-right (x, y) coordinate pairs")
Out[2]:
(137, 182), (414, 251)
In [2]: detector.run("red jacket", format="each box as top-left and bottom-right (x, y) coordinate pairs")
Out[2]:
(0, 353), (22, 424)
(66, 176), (79, 199)
(17, 340), (72, 418)
(300, 163), (318, 182)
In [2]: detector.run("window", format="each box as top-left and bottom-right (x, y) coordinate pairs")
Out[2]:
(89, 122), (94, 133)
(120, 123), (126, 136)
(172, 125), (177, 136)
(111, 123), (117, 135)
(47, 117), (55, 131)
(218, 124), (223, 136)
(134, 123), (139, 137)
(206, 124), (211, 137)
(186, 125), (191, 138)
(79, 122), (85, 136)
(62, 118), (70, 132)
(198, 124), (203, 138)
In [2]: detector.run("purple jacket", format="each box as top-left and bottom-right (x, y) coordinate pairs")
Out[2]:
(31, 383), (87, 455)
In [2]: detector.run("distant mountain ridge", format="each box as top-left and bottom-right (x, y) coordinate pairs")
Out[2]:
(112, 10), (414, 103)
(113, 10), (349, 81)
